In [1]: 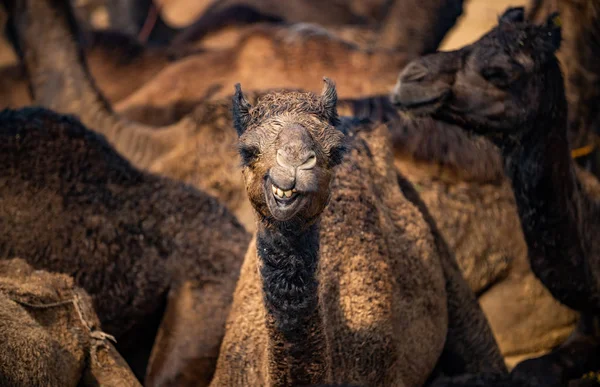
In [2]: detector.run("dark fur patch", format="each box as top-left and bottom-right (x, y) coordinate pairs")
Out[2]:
(257, 224), (320, 341)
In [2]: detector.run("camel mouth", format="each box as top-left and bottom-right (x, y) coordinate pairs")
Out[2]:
(264, 178), (306, 221)
(270, 183), (299, 202)
(391, 90), (449, 116)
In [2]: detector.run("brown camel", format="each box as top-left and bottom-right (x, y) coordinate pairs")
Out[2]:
(7, 0), (582, 367)
(0, 20), (201, 110)
(337, 96), (584, 368)
(168, 0), (465, 56)
(0, 98), (251, 386)
(81, 0), (463, 55)
(392, 7), (600, 385)
(0, 258), (140, 387)
(209, 78), (505, 386)
(107, 0), (465, 126)
(0, 0), (463, 123)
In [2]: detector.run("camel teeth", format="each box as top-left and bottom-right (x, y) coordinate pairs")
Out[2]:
(292, 188), (297, 193)
(272, 184), (295, 199)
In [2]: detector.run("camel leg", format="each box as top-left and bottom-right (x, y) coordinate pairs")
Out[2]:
(144, 279), (234, 387)
(511, 313), (600, 387)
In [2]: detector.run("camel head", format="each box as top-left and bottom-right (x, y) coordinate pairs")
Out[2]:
(391, 7), (564, 140)
(232, 78), (346, 227)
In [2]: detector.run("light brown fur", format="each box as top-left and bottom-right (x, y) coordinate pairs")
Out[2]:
(0, 258), (139, 387)
(337, 98), (582, 367)
(210, 82), (505, 386)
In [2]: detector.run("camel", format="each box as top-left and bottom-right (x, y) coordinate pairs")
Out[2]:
(0, 96), (250, 387)
(75, 0), (464, 55)
(391, 7), (600, 385)
(0, 258), (140, 387)
(526, 0), (600, 177)
(337, 96), (583, 368)
(168, 0), (465, 56)
(104, 0), (465, 126)
(209, 78), (506, 386)
(6, 0), (582, 367)
(0, 0), (464, 120)
(0, 16), (201, 110)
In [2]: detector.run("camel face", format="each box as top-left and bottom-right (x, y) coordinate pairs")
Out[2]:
(392, 7), (562, 137)
(233, 78), (346, 225)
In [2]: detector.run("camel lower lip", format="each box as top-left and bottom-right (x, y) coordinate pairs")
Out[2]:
(274, 194), (299, 206)
(264, 178), (305, 221)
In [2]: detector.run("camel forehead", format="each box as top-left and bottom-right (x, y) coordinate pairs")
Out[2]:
(249, 91), (325, 120)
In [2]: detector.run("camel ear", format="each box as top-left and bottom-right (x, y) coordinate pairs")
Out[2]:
(499, 7), (525, 24)
(320, 77), (339, 125)
(543, 12), (562, 52)
(232, 83), (252, 136)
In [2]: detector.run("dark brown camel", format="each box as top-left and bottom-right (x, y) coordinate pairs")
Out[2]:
(0, 102), (250, 386)
(210, 79), (506, 386)
(0, 258), (140, 387)
(392, 7), (600, 385)
(526, 0), (600, 177)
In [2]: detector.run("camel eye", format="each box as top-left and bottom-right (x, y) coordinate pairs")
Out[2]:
(239, 144), (260, 166)
(481, 66), (512, 86)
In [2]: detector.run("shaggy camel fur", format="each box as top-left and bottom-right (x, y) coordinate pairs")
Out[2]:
(7, 0), (581, 368)
(527, 0), (600, 160)
(392, 7), (600, 385)
(0, 104), (250, 386)
(113, 26), (406, 125)
(210, 79), (506, 386)
(107, 0), (465, 126)
(9, 0), (582, 368)
(0, 258), (139, 387)
(337, 96), (584, 368)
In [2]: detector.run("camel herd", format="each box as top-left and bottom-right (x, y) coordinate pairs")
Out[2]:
(1, 0), (600, 386)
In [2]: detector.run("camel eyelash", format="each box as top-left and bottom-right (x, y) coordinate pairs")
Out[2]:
(238, 144), (260, 166)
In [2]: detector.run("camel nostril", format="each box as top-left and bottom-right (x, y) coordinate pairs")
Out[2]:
(276, 149), (317, 170)
(298, 151), (317, 170)
(400, 61), (429, 83)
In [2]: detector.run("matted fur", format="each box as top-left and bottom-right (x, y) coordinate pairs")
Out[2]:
(394, 8), (600, 382)
(211, 86), (506, 386)
(0, 258), (139, 387)
(0, 106), (250, 385)
(5, 0), (578, 367)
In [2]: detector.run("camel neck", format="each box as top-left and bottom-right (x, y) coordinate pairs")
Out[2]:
(498, 60), (595, 311)
(8, 0), (118, 130)
(256, 223), (327, 385)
